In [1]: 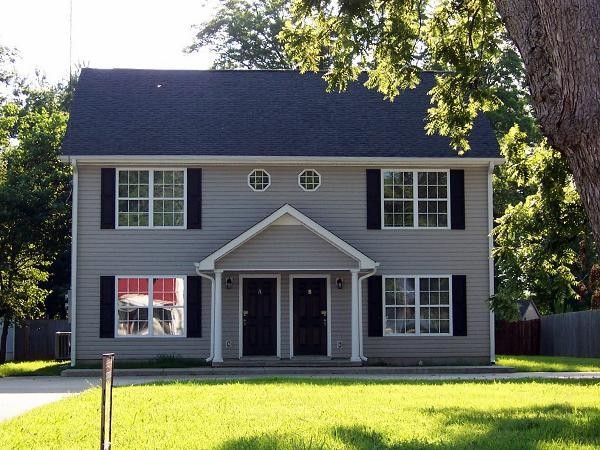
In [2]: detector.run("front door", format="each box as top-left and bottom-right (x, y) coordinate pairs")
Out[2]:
(293, 278), (327, 356)
(242, 277), (277, 356)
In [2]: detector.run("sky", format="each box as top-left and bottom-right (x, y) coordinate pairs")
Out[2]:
(0, 0), (217, 84)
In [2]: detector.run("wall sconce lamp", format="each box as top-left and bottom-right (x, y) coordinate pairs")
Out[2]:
(225, 277), (233, 289)
(336, 278), (343, 289)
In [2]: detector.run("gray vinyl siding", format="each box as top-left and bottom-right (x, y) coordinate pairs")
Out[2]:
(217, 225), (358, 270)
(74, 164), (490, 363)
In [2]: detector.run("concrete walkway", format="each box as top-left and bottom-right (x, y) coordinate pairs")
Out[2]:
(1, 371), (600, 422)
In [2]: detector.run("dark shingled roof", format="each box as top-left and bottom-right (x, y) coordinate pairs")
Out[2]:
(61, 68), (500, 158)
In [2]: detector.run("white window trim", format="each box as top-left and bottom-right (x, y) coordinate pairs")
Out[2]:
(247, 168), (271, 192)
(298, 168), (321, 192)
(114, 275), (187, 338)
(382, 275), (453, 337)
(115, 168), (187, 229)
(380, 169), (451, 230)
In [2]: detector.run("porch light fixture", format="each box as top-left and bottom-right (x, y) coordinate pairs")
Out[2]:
(225, 277), (233, 289)
(336, 278), (343, 289)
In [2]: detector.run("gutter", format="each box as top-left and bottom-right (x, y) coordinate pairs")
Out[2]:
(487, 162), (496, 363)
(58, 155), (506, 166)
(195, 269), (216, 362)
(358, 266), (379, 361)
(70, 160), (78, 367)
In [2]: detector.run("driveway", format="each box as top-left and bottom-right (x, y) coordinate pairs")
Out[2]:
(1, 371), (600, 422)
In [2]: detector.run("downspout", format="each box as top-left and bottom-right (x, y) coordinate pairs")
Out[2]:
(487, 162), (496, 363)
(70, 159), (78, 367)
(195, 268), (215, 362)
(358, 266), (379, 361)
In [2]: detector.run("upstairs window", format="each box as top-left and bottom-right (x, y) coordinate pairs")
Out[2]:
(248, 169), (271, 191)
(117, 169), (185, 228)
(382, 170), (449, 228)
(298, 169), (321, 191)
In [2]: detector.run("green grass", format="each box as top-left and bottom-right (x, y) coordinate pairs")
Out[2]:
(0, 360), (68, 377)
(1, 378), (599, 449)
(497, 355), (600, 372)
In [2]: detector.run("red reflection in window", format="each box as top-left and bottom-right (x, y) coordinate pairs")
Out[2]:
(117, 278), (149, 296)
(153, 278), (178, 305)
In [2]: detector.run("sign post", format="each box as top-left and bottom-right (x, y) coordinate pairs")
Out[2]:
(100, 353), (115, 450)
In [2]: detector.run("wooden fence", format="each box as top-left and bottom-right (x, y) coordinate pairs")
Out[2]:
(540, 310), (600, 357)
(14, 319), (70, 361)
(495, 319), (541, 355)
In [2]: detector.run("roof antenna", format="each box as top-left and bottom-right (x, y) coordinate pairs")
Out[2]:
(69, 0), (73, 78)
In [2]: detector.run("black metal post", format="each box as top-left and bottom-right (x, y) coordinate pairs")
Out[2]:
(100, 353), (115, 450)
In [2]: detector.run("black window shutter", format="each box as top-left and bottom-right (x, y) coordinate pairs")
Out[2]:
(187, 276), (202, 337)
(187, 168), (202, 229)
(450, 170), (465, 230)
(366, 169), (381, 229)
(452, 275), (467, 336)
(368, 275), (383, 336)
(100, 276), (115, 338)
(100, 168), (116, 229)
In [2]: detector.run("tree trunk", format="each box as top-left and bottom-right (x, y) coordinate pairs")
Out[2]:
(494, 0), (600, 246)
(0, 319), (9, 364)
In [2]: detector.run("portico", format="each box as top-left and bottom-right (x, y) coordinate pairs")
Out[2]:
(195, 204), (379, 365)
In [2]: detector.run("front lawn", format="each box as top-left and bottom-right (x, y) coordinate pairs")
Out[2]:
(497, 355), (600, 372)
(1, 378), (599, 449)
(0, 360), (68, 377)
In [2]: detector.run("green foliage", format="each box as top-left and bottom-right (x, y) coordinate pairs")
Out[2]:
(491, 126), (595, 318)
(0, 80), (72, 360)
(186, 0), (293, 69)
(280, 0), (508, 152)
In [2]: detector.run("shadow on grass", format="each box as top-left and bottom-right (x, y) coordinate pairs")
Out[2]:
(218, 404), (600, 450)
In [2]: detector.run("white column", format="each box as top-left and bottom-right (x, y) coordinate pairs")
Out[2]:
(350, 269), (361, 362)
(213, 269), (224, 363)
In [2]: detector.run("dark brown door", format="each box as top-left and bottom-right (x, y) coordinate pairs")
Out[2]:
(243, 278), (277, 356)
(293, 278), (327, 356)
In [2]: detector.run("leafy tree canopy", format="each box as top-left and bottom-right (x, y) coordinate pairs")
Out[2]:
(186, 0), (292, 69)
(0, 58), (73, 361)
(189, 0), (598, 318)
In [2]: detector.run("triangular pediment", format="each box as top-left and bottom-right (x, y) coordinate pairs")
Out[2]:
(195, 204), (377, 271)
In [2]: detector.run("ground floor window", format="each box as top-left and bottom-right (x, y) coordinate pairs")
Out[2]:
(384, 276), (451, 336)
(116, 276), (185, 337)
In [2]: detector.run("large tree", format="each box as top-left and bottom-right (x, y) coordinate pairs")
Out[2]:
(280, 0), (600, 248)
(189, 0), (598, 316)
(186, 0), (292, 68)
(0, 77), (72, 362)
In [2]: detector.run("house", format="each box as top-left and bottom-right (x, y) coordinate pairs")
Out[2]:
(517, 300), (540, 321)
(61, 68), (502, 366)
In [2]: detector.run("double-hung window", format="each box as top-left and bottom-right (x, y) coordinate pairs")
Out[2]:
(382, 170), (449, 228)
(384, 276), (451, 335)
(116, 276), (185, 337)
(117, 169), (185, 228)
